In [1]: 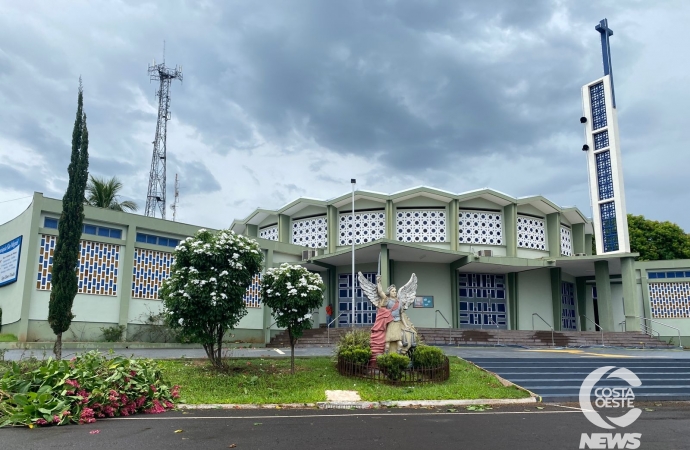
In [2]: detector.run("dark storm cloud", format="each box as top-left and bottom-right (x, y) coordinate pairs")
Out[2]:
(0, 0), (688, 228)
(0, 164), (38, 192)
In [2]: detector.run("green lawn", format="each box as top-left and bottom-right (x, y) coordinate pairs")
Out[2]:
(158, 357), (529, 404)
(0, 334), (18, 343)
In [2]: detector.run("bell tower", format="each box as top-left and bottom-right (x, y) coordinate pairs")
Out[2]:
(581, 19), (630, 254)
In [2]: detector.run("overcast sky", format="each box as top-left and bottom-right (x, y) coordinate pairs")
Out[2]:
(1, 0), (689, 230)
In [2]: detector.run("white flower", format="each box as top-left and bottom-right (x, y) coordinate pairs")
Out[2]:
(220, 293), (227, 299)
(301, 293), (307, 297)
(178, 318), (184, 325)
(304, 313), (312, 319)
(211, 300), (217, 306)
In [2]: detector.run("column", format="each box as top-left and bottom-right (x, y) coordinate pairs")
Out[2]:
(504, 203), (518, 257)
(118, 225), (138, 333)
(278, 214), (291, 244)
(576, 277), (587, 330)
(385, 200), (395, 240)
(585, 234), (594, 255)
(572, 223), (586, 255)
(17, 193), (43, 342)
(262, 249), (274, 344)
(507, 273), (518, 330)
(594, 260), (615, 331)
(447, 199), (458, 251)
(550, 267), (562, 331)
(327, 205), (338, 253)
(620, 256), (641, 331)
(546, 212), (561, 258)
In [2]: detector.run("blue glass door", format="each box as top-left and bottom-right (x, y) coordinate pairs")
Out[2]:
(458, 273), (508, 329)
(338, 272), (378, 326)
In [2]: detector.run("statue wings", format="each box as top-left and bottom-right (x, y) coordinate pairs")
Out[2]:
(357, 272), (382, 308)
(398, 273), (418, 310)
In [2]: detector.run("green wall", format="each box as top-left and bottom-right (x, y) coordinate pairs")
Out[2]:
(517, 269), (554, 330)
(392, 262), (452, 328)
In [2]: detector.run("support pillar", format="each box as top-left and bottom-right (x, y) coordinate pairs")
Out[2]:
(327, 205), (338, 254)
(546, 213), (561, 258)
(550, 268), (562, 331)
(576, 277), (588, 330)
(507, 273), (518, 330)
(278, 214), (291, 244)
(504, 204), (518, 257)
(573, 223), (586, 255)
(17, 193), (43, 342)
(620, 257), (641, 331)
(118, 225), (137, 332)
(449, 200), (459, 251)
(585, 234), (594, 255)
(594, 260), (615, 331)
(385, 200), (395, 240)
(262, 249), (274, 344)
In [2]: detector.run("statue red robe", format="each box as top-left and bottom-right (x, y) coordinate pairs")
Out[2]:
(369, 300), (399, 365)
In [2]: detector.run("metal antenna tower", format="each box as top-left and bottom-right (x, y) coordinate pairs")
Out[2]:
(171, 173), (180, 222)
(145, 48), (182, 219)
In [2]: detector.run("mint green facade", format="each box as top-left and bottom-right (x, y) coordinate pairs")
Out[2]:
(3, 188), (690, 344)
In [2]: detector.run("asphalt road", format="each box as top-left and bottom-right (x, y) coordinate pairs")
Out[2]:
(2, 403), (689, 450)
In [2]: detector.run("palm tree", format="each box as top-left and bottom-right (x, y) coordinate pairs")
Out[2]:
(84, 175), (138, 212)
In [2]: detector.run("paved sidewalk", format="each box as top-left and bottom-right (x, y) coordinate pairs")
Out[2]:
(2, 344), (687, 361)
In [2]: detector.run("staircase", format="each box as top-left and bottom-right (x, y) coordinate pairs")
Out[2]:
(464, 357), (690, 402)
(267, 328), (674, 349)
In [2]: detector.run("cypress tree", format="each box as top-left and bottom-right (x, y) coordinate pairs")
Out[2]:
(48, 79), (89, 359)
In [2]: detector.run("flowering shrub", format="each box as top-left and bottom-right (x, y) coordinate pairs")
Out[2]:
(0, 351), (179, 428)
(261, 263), (324, 374)
(160, 229), (263, 367)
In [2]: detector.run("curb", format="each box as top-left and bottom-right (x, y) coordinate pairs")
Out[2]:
(177, 397), (536, 411)
(0, 342), (264, 351)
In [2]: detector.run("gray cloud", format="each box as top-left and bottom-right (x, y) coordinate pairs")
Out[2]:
(0, 0), (688, 230)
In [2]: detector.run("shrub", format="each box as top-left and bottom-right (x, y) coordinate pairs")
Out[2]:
(411, 345), (445, 369)
(160, 229), (264, 368)
(339, 348), (372, 366)
(376, 353), (410, 381)
(100, 325), (126, 342)
(335, 329), (371, 356)
(0, 351), (180, 427)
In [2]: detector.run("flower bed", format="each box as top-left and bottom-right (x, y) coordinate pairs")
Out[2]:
(336, 354), (450, 384)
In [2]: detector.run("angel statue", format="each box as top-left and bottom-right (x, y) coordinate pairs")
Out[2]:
(358, 271), (419, 359)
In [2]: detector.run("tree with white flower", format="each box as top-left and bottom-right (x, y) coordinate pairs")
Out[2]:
(261, 263), (325, 374)
(160, 229), (263, 368)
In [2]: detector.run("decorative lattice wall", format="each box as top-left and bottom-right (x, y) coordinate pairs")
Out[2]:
(338, 211), (386, 245)
(132, 249), (174, 299)
(600, 201), (619, 253)
(243, 273), (262, 308)
(590, 81), (608, 130)
(395, 209), (446, 243)
(259, 225), (278, 241)
(649, 282), (690, 319)
(37, 235), (119, 296)
(517, 215), (546, 250)
(560, 226), (572, 256)
(292, 216), (328, 248)
(458, 210), (503, 245)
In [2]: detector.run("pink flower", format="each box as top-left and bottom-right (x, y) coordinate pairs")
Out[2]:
(79, 408), (96, 425)
(36, 419), (48, 426)
(144, 400), (166, 414)
(62, 411), (70, 417)
(171, 386), (181, 399)
(164, 401), (174, 409)
(77, 390), (90, 404)
(150, 385), (157, 392)
(53, 415), (60, 424)
(65, 379), (80, 388)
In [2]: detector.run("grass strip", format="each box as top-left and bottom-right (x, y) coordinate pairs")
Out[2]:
(158, 357), (529, 404)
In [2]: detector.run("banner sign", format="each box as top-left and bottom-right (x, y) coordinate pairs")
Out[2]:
(0, 236), (22, 287)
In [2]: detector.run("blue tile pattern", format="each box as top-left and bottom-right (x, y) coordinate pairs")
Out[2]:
(649, 282), (690, 318)
(590, 82), (608, 130)
(595, 150), (614, 201)
(37, 235), (119, 295)
(561, 282), (577, 330)
(243, 273), (262, 308)
(599, 201), (619, 252)
(648, 271), (690, 279)
(593, 131), (610, 150)
(132, 249), (174, 299)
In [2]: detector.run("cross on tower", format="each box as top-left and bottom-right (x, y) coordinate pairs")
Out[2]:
(595, 18), (616, 107)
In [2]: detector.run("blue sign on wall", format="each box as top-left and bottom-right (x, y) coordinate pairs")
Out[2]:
(0, 236), (22, 287)
(413, 295), (434, 308)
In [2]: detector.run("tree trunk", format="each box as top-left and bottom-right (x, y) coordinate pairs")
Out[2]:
(54, 333), (62, 360)
(217, 325), (223, 366)
(288, 327), (295, 374)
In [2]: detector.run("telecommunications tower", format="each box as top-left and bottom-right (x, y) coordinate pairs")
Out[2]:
(145, 51), (183, 219)
(171, 173), (180, 222)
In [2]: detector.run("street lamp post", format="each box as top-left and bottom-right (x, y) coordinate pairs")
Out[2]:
(351, 178), (356, 328)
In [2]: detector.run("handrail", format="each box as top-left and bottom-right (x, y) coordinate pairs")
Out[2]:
(631, 316), (683, 348)
(266, 320), (277, 329)
(485, 315), (501, 346)
(327, 312), (347, 345)
(620, 319), (661, 338)
(532, 313), (555, 347)
(435, 310), (452, 344)
(581, 314), (604, 346)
